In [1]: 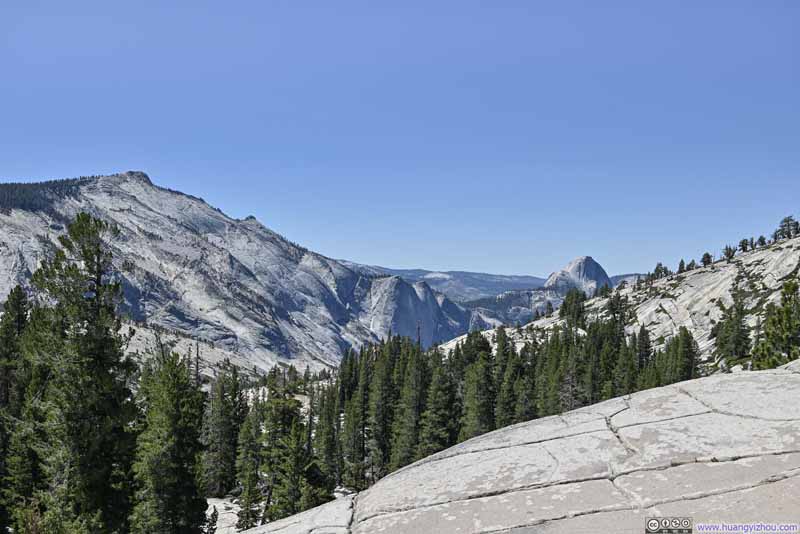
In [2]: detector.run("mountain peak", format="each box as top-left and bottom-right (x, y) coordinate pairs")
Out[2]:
(116, 170), (152, 184)
(544, 255), (612, 295)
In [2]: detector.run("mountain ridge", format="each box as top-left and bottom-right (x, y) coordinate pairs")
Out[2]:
(0, 172), (485, 371)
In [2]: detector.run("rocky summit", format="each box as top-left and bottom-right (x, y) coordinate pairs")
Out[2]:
(244, 360), (800, 533)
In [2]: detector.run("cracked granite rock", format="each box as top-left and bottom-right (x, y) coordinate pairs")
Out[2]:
(244, 362), (800, 534)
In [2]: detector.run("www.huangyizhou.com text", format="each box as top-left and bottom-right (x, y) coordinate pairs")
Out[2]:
(695, 523), (799, 533)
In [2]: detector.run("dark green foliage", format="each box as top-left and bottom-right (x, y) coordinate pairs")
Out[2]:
(739, 239), (749, 253)
(777, 216), (799, 240)
(559, 288), (587, 328)
(0, 285), (28, 531)
(753, 281), (800, 369)
(129, 343), (208, 534)
(459, 352), (495, 442)
(712, 290), (751, 362)
(702, 252), (713, 267)
(416, 351), (458, 458)
(366, 344), (396, 481)
(636, 325), (652, 370)
(722, 245), (736, 262)
(341, 349), (369, 491)
(266, 420), (306, 521)
(16, 213), (137, 533)
(389, 345), (428, 470)
(235, 400), (263, 531)
(200, 360), (247, 498)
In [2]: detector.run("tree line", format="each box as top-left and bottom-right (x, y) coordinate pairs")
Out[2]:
(639, 215), (800, 286)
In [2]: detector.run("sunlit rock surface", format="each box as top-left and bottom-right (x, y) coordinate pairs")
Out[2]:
(441, 236), (800, 366)
(245, 362), (800, 533)
(0, 172), (479, 371)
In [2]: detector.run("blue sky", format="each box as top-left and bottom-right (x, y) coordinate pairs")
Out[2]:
(1, 1), (798, 276)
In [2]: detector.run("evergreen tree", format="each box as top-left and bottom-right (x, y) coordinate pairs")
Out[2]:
(313, 383), (340, 489)
(260, 388), (303, 519)
(495, 349), (521, 428)
(702, 252), (713, 267)
(129, 344), (208, 534)
(459, 352), (495, 441)
(712, 291), (751, 362)
(612, 340), (637, 396)
(236, 402), (264, 531)
(22, 214), (137, 533)
(416, 353), (458, 459)
(389, 345), (427, 471)
(722, 245), (736, 262)
(739, 239), (749, 253)
(366, 344), (395, 482)
(677, 259), (686, 273)
(0, 285), (28, 531)
(340, 353), (368, 490)
(753, 281), (800, 369)
(267, 421), (305, 522)
(778, 216), (798, 239)
(636, 325), (652, 370)
(559, 288), (587, 328)
(201, 360), (247, 498)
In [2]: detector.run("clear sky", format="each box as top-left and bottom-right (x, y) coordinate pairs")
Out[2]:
(1, 1), (798, 276)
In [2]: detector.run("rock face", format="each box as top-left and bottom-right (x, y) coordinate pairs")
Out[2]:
(458, 256), (617, 327)
(339, 262), (546, 302)
(442, 237), (800, 365)
(0, 172), (479, 371)
(244, 361), (800, 533)
(544, 255), (613, 295)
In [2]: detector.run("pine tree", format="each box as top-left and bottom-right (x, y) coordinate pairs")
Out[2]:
(559, 288), (587, 328)
(493, 327), (511, 396)
(267, 420), (306, 522)
(236, 402), (264, 531)
(739, 239), (749, 253)
(389, 345), (427, 471)
(201, 360), (247, 498)
(129, 344), (208, 534)
(340, 354), (368, 490)
(416, 352), (457, 459)
(712, 290), (751, 362)
(260, 387), (303, 519)
(0, 285), (28, 531)
(677, 259), (686, 273)
(612, 340), (637, 396)
(313, 384), (340, 488)
(778, 216), (798, 239)
(636, 325), (652, 370)
(702, 252), (713, 267)
(23, 213), (137, 533)
(495, 349), (521, 428)
(511, 343), (536, 424)
(459, 352), (495, 441)
(753, 281), (800, 369)
(366, 344), (395, 482)
(722, 245), (736, 262)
